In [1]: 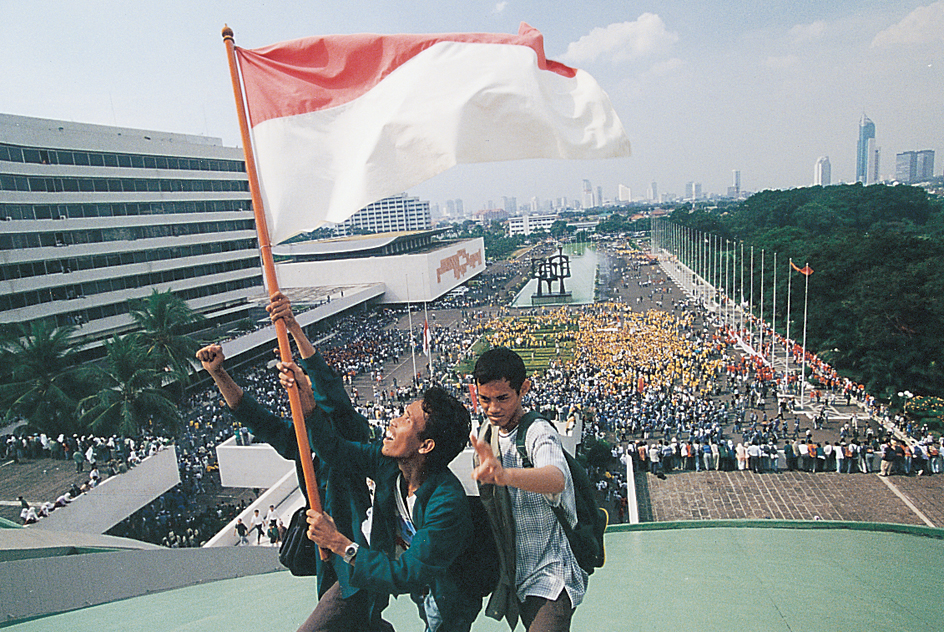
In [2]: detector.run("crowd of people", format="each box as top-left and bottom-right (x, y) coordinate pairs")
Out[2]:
(9, 236), (937, 549)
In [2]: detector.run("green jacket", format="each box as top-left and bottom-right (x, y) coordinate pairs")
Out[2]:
(306, 410), (480, 630)
(231, 352), (372, 601)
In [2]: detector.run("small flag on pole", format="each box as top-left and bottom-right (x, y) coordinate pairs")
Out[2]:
(422, 319), (432, 356)
(234, 23), (631, 243)
(790, 260), (814, 276)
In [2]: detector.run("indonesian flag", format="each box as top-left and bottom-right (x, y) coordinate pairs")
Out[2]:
(790, 260), (814, 276)
(422, 318), (431, 356)
(234, 23), (631, 243)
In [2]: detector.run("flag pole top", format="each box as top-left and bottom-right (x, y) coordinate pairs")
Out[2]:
(222, 25), (234, 41)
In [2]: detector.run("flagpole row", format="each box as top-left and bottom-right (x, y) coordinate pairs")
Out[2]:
(222, 27), (326, 533)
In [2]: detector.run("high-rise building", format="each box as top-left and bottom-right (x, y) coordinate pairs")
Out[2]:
(867, 139), (880, 185)
(685, 181), (702, 201)
(341, 193), (431, 234)
(581, 179), (594, 209)
(502, 196), (517, 214)
(897, 150), (936, 183)
(618, 184), (631, 203)
(596, 186), (604, 206)
(856, 114), (876, 183)
(0, 114), (261, 357)
(814, 156), (831, 186)
(647, 181), (658, 202)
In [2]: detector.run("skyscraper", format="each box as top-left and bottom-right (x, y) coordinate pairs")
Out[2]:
(647, 181), (658, 202)
(896, 150), (936, 183)
(582, 179), (593, 209)
(618, 184), (631, 202)
(814, 156), (831, 186)
(856, 114), (875, 184)
(916, 150), (935, 181)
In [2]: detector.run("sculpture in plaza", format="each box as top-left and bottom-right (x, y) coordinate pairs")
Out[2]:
(531, 245), (572, 303)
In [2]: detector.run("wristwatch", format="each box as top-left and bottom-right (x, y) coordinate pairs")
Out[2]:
(342, 542), (359, 564)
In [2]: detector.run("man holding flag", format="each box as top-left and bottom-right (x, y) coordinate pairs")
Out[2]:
(222, 20), (629, 631)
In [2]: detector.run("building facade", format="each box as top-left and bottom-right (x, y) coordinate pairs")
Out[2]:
(814, 156), (831, 186)
(856, 114), (876, 184)
(0, 114), (261, 354)
(507, 213), (559, 236)
(895, 150), (935, 183)
(340, 193), (431, 234)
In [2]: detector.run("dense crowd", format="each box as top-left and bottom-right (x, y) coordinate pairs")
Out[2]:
(11, 238), (938, 541)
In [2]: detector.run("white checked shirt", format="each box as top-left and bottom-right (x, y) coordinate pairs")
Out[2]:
(497, 418), (588, 607)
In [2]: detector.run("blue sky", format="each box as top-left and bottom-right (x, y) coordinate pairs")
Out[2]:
(2, 0), (941, 212)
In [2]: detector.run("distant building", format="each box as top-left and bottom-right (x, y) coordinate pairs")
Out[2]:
(0, 113), (260, 356)
(647, 181), (658, 202)
(582, 179), (594, 209)
(340, 193), (431, 234)
(814, 156), (831, 186)
(867, 139), (881, 185)
(685, 181), (702, 201)
(896, 150), (935, 183)
(618, 184), (632, 202)
(856, 114), (876, 184)
(507, 213), (558, 236)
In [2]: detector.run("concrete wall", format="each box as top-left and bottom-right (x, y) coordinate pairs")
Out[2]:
(0, 545), (283, 623)
(33, 445), (180, 534)
(216, 436), (294, 489)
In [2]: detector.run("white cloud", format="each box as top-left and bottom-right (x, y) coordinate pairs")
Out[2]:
(872, 0), (944, 47)
(492, 1), (507, 14)
(789, 20), (827, 45)
(560, 13), (678, 64)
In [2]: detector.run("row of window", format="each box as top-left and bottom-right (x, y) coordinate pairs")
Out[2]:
(0, 259), (261, 313)
(44, 275), (261, 330)
(0, 220), (255, 250)
(0, 142), (245, 173)
(0, 200), (250, 221)
(0, 173), (249, 194)
(1, 238), (258, 282)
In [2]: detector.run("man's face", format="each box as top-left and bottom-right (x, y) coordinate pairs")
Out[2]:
(476, 378), (529, 432)
(382, 400), (431, 460)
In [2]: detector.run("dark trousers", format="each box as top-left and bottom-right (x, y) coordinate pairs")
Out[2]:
(296, 581), (393, 632)
(519, 588), (574, 632)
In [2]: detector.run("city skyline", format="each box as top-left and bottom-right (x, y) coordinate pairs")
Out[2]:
(1, 1), (941, 215)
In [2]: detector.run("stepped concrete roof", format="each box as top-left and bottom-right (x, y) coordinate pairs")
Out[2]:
(6, 521), (943, 631)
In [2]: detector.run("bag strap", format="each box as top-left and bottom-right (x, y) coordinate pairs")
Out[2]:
(514, 411), (543, 468)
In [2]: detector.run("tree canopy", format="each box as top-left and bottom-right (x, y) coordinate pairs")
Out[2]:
(671, 183), (944, 399)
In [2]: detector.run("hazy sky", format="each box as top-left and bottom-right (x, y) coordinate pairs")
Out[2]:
(2, 1), (941, 212)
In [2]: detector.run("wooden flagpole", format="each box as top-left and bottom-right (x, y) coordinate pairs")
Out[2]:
(221, 26), (326, 532)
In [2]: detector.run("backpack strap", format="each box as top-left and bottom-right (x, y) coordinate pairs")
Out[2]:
(514, 410), (543, 468)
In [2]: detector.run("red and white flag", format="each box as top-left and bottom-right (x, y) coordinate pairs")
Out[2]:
(790, 260), (814, 276)
(235, 23), (630, 243)
(422, 318), (432, 356)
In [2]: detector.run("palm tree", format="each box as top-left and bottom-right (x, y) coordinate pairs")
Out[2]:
(128, 289), (205, 385)
(79, 335), (180, 437)
(0, 321), (93, 436)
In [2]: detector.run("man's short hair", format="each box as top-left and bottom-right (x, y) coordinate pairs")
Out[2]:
(473, 347), (527, 392)
(420, 386), (471, 472)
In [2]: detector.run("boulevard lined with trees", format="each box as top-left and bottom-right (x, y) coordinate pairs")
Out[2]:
(659, 183), (944, 426)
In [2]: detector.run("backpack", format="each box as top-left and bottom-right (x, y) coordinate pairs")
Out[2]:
(453, 494), (501, 597)
(515, 411), (608, 575)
